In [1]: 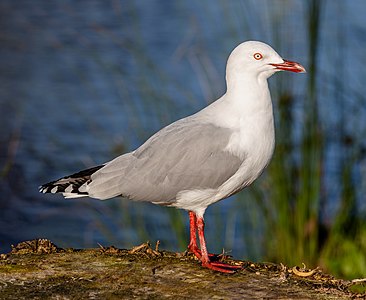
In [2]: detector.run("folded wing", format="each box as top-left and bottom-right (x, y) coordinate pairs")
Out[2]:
(87, 118), (243, 204)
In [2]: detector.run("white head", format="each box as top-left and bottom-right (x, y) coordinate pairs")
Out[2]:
(226, 41), (305, 87)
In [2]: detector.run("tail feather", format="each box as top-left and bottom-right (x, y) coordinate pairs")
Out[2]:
(39, 165), (104, 198)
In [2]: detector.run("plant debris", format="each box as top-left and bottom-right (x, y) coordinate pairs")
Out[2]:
(10, 239), (60, 254)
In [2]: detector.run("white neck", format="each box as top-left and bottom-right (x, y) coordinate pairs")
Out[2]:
(196, 71), (274, 131)
(224, 73), (272, 117)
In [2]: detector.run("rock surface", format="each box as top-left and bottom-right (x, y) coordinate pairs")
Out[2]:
(0, 239), (363, 299)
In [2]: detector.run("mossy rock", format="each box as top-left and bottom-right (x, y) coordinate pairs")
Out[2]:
(0, 239), (364, 299)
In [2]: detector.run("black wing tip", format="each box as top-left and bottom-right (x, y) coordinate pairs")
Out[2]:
(38, 182), (59, 194)
(38, 164), (105, 195)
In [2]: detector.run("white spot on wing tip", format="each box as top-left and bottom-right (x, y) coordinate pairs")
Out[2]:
(51, 187), (58, 193)
(65, 185), (73, 193)
(78, 183), (87, 193)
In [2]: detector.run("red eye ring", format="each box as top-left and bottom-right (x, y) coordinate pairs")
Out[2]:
(253, 53), (263, 60)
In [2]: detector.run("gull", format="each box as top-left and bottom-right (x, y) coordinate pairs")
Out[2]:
(40, 41), (305, 273)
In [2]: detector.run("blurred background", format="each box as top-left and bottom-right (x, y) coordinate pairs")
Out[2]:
(1, 0), (365, 279)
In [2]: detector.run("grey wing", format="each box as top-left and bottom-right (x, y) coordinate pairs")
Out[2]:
(87, 119), (243, 203)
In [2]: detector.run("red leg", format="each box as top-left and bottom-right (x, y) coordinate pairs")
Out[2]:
(187, 211), (202, 258)
(187, 211), (242, 273)
(196, 216), (241, 273)
(187, 212), (217, 259)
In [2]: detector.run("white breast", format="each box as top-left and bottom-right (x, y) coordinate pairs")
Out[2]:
(225, 109), (275, 187)
(216, 86), (275, 195)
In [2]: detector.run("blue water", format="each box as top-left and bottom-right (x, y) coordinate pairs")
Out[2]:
(1, 0), (365, 259)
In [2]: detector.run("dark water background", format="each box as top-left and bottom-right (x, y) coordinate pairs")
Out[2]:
(1, 0), (366, 269)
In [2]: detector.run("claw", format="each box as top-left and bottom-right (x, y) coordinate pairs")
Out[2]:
(202, 261), (242, 273)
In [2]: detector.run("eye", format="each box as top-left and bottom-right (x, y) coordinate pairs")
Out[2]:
(253, 53), (263, 60)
